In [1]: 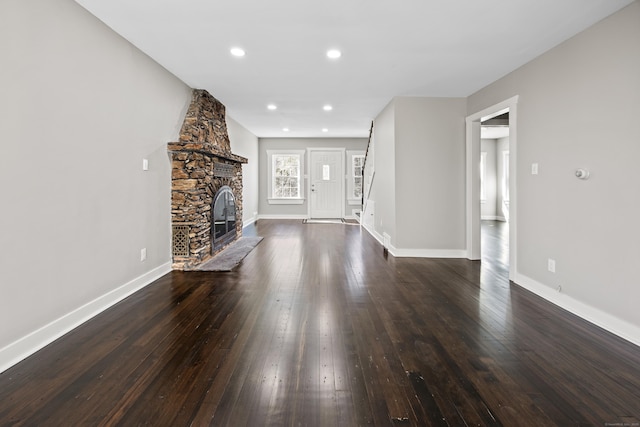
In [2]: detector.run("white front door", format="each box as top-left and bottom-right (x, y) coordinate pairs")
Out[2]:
(310, 150), (343, 218)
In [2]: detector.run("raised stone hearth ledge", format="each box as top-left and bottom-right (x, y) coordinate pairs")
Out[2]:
(169, 89), (247, 270)
(166, 142), (247, 164)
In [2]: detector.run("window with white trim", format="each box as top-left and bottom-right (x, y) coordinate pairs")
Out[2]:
(267, 150), (305, 204)
(346, 151), (365, 205)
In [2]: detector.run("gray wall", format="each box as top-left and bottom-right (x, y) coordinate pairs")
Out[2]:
(0, 0), (191, 366)
(258, 138), (368, 218)
(468, 1), (640, 331)
(369, 97), (466, 253)
(394, 97), (467, 252)
(227, 117), (259, 227)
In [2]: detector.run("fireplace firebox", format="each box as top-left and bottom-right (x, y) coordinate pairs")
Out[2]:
(212, 186), (237, 251)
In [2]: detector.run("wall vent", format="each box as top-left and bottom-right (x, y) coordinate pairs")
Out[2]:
(172, 225), (190, 257)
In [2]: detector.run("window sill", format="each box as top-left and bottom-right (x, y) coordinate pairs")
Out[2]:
(268, 198), (305, 205)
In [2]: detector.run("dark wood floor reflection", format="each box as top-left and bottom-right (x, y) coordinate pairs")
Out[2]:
(1, 220), (639, 426)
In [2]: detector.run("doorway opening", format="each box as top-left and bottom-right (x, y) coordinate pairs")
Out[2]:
(466, 96), (518, 281)
(480, 112), (510, 271)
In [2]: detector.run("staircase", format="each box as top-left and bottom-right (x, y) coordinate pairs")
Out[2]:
(359, 121), (375, 223)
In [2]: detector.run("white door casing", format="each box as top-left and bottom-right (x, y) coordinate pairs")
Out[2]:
(309, 149), (344, 218)
(465, 95), (518, 281)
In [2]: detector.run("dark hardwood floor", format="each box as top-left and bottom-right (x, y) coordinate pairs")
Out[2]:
(1, 219), (639, 426)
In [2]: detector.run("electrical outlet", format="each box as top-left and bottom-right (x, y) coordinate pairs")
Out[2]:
(548, 258), (556, 273)
(531, 163), (539, 175)
(141, 248), (147, 261)
(142, 158), (149, 171)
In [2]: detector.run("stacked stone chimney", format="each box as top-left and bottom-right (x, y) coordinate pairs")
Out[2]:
(168, 89), (247, 270)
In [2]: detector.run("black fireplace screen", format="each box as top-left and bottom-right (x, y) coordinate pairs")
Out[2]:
(212, 186), (237, 251)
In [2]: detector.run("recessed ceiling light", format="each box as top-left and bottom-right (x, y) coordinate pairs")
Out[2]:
(327, 49), (341, 59)
(267, 104), (277, 110)
(230, 47), (245, 57)
(282, 128), (290, 132)
(322, 128), (329, 133)
(323, 105), (333, 111)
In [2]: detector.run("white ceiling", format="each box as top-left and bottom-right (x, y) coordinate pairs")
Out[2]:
(74, 0), (633, 138)
(481, 126), (509, 140)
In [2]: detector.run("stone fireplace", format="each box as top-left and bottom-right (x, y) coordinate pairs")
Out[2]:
(168, 89), (247, 270)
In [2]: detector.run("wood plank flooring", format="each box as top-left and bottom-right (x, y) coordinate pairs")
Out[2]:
(0, 219), (638, 426)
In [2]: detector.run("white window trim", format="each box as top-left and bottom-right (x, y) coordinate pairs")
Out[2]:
(346, 150), (365, 205)
(267, 149), (306, 205)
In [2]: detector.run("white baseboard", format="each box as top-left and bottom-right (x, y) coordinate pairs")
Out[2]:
(243, 216), (257, 228)
(390, 248), (468, 258)
(514, 273), (640, 348)
(0, 262), (172, 374)
(361, 222), (384, 246)
(257, 214), (308, 220)
(360, 225), (466, 258)
(481, 215), (507, 222)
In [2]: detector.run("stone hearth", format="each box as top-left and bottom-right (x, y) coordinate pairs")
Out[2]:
(168, 89), (247, 270)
